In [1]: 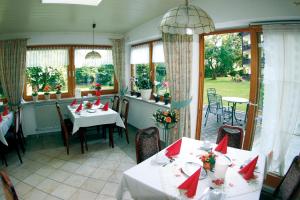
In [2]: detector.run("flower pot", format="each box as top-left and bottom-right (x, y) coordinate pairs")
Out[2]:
(56, 93), (61, 100)
(140, 89), (152, 100)
(130, 91), (136, 96)
(44, 94), (50, 101)
(136, 92), (141, 98)
(154, 96), (160, 103)
(32, 95), (38, 102)
(164, 98), (170, 105)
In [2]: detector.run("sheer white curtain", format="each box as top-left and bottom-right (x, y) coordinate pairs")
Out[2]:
(152, 41), (165, 63)
(260, 24), (300, 175)
(130, 44), (149, 64)
(75, 48), (113, 67)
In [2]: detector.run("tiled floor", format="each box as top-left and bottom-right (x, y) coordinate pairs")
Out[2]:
(0, 126), (137, 200)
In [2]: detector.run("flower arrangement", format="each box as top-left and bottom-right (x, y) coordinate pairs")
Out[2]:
(200, 152), (216, 171)
(55, 84), (62, 94)
(153, 109), (179, 129)
(32, 87), (38, 97)
(85, 101), (93, 109)
(43, 85), (51, 95)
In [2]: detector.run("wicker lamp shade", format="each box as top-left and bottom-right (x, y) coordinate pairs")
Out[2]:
(85, 50), (101, 59)
(160, 1), (215, 35)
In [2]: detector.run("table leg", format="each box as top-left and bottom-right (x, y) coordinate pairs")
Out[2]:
(109, 124), (114, 148)
(79, 128), (84, 154)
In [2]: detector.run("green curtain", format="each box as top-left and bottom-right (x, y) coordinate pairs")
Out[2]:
(162, 33), (193, 142)
(111, 38), (125, 93)
(0, 39), (27, 110)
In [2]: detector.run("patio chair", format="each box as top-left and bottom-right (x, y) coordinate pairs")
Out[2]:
(204, 94), (231, 126)
(216, 125), (244, 149)
(135, 127), (161, 164)
(207, 88), (216, 94)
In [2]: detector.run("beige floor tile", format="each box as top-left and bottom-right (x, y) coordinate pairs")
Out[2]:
(60, 162), (81, 172)
(108, 171), (123, 184)
(23, 188), (48, 200)
(15, 182), (33, 198)
(71, 154), (89, 165)
(51, 184), (76, 200)
(84, 157), (103, 168)
(23, 173), (47, 187)
(37, 178), (60, 193)
(96, 194), (117, 200)
(10, 168), (34, 181)
(75, 164), (96, 176)
(49, 169), (72, 182)
(116, 163), (135, 172)
(64, 174), (87, 187)
(68, 189), (98, 200)
(48, 158), (66, 169)
(44, 194), (62, 200)
(90, 168), (114, 180)
(36, 166), (56, 177)
(99, 160), (120, 170)
(100, 182), (119, 197)
(80, 178), (106, 193)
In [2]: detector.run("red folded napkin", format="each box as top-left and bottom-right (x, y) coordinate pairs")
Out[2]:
(94, 97), (101, 106)
(178, 167), (201, 198)
(239, 156), (259, 180)
(102, 102), (109, 111)
(0, 115), (2, 123)
(165, 139), (182, 158)
(2, 106), (9, 116)
(75, 103), (83, 113)
(95, 90), (101, 97)
(70, 99), (77, 106)
(215, 134), (228, 154)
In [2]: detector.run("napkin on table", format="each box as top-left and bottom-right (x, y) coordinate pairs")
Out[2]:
(239, 156), (259, 180)
(165, 139), (182, 159)
(0, 115), (2, 123)
(178, 167), (201, 198)
(215, 134), (228, 154)
(102, 102), (109, 111)
(70, 99), (77, 106)
(75, 103), (83, 113)
(94, 97), (101, 106)
(2, 106), (9, 116)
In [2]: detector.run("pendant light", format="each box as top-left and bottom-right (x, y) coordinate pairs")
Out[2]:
(85, 23), (101, 60)
(160, 0), (215, 35)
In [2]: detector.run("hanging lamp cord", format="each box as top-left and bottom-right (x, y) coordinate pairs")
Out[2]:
(92, 23), (96, 52)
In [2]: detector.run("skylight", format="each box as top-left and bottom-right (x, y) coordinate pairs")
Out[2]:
(41, 0), (102, 6)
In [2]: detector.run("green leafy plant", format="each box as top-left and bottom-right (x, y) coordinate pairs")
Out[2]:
(32, 87), (38, 96)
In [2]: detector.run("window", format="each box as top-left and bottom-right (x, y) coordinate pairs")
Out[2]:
(24, 45), (117, 101)
(130, 40), (168, 99)
(74, 48), (114, 91)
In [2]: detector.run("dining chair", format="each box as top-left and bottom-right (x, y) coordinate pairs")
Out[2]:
(272, 155), (300, 200)
(135, 127), (161, 164)
(216, 125), (244, 149)
(112, 95), (120, 112)
(55, 102), (87, 154)
(118, 99), (130, 144)
(0, 171), (19, 200)
(0, 110), (23, 166)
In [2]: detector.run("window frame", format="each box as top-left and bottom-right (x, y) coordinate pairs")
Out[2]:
(24, 44), (118, 101)
(130, 39), (169, 101)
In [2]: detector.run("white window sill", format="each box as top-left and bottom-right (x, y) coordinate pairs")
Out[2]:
(125, 94), (170, 109)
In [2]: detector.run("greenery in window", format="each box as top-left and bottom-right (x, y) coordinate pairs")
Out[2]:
(155, 63), (168, 95)
(135, 64), (152, 89)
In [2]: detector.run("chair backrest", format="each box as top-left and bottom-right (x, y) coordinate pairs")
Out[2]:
(216, 125), (244, 149)
(207, 88), (216, 95)
(274, 155), (300, 200)
(0, 171), (18, 200)
(55, 103), (69, 136)
(112, 95), (120, 112)
(120, 99), (129, 123)
(135, 127), (161, 164)
(207, 93), (218, 113)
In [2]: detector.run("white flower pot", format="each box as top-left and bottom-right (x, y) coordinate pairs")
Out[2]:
(32, 96), (38, 102)
(44, 94), (50, 101)
(56, 93), (61, 100)
(140, 89), (152, 100)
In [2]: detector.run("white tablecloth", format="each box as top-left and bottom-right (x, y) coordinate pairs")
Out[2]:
(67, 105), (125, 134)
(0, 112), (13, 146)
(117, 137), (265, 200)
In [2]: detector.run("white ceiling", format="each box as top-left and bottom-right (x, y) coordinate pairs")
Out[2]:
(0, 0), (299, 35)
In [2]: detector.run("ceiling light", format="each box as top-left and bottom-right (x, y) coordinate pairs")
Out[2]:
(41, 0), (102, 6)
(160, 0), (215, 35)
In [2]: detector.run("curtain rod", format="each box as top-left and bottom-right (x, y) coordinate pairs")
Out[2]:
(250, 20), (300, 26)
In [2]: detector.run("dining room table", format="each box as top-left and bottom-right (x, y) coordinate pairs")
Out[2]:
(222, 97), (249, 126)
(117, 137), (266, 200)
(67, 102), (125, 150)
(0, 112), (13, 146)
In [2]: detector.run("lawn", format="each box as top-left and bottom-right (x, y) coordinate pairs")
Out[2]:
(203, 77), (250, 111)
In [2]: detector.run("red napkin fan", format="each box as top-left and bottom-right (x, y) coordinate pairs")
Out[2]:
(215, 134), (228, 154)
(75, 103), (83, 113)
(165, 139), (182, 159)
(94, 97), (101, 106)
(178, 168), (201, 198)
(0, 115), (2, 123)
(2, 106), (9, 116)
(70, 99), (77, 106)
(239, 156), (259, 180)
(102, 102), (109, 111)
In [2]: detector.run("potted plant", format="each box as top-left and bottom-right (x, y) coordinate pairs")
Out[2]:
(129, 77), (137, 96)
(32, 87), (38, 102)
(153, 93), (160, 103)
(43, 85), (51, 100)
(94, 83), (102, 96)
(55, 84), (62, 100)
(136, 74), (152, 100)
(164, 93), (170, 105)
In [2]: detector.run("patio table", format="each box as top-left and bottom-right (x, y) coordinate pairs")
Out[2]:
(0, 112), (13, 146)
(222, 97), (249, 126)
(117, 137), (265, 200)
